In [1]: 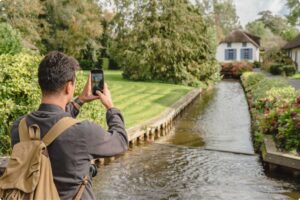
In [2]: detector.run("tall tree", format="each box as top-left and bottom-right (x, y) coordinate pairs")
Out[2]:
(0, 0), (47, 48)
(43, 0), (103, 58)
(246, 11), (299, 45)
(195, 0), (241, 41)
(110, 0), (219, 86)
(246, 21), (266, 37)
(1, 0), (103, 58)
(286, 0), (300, 26)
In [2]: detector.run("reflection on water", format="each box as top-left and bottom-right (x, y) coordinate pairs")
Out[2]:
(93, 80), (300, 200)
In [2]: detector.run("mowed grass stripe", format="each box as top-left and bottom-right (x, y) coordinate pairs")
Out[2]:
(113, 87), (151, 105)
(76, 70), (194, 127)
(114, 87), (162, 109)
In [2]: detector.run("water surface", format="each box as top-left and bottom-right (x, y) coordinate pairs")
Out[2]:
(93, 81), (300, 200)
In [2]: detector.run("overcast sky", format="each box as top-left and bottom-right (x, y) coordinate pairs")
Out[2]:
(233, 0), (289, 27)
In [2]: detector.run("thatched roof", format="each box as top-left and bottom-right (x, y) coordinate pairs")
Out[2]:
(282, 34), (300, 50)
(220, 30), (260, 47)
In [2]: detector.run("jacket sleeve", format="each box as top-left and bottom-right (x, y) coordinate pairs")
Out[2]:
(85, 108), (128, 158)
(65, 102), (80, 118)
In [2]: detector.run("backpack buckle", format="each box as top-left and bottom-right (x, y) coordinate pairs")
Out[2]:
(29, 124), (41, 140)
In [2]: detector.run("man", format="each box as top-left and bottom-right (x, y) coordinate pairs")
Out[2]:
(10, 51), (128, 199)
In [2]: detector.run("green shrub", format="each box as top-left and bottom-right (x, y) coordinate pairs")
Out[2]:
(253, 61), (261, 68)
(270, 63), (296, 76)
(79, 59), (94, 70)
(0, 53), (41, 155)
(241, 72), (264, 91)
(276, 106), (300, 152)
(101, 58), (109, 70)
(251, 78), (289, 100)
(270, 63), (284, 75)
(0, 23), (22, 55)
(283, 65), (296, 76)
(221, 62), (253, 79)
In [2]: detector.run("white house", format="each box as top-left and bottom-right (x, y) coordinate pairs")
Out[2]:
(282, 34), (300, 71)
(216, 30), (260, 63)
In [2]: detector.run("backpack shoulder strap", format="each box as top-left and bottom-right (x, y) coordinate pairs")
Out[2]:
(42, 117), (80, 146)
(18, 117), (30, 142)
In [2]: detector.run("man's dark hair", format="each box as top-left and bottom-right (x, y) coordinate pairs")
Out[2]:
(38, 51), (80, 94)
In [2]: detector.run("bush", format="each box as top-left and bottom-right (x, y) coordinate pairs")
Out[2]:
(270, 63), (284, 75)
(79, 59), (94, 70)
(283, 65), (296, 76)
(241, 72), (300, 153)
(0, 53), (41, 155)
(270, 63), (296, 76)
(262, 49), (296, 74)
(221, 62), (253, 78)
(0, 23), (22, 55)
(241, 72), (264, 91)
(253, 61), (261, 68)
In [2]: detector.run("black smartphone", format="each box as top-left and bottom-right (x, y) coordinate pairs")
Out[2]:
(91, 69), (104, 95)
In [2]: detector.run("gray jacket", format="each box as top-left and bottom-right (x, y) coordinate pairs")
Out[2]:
(10, 103), (128, 200)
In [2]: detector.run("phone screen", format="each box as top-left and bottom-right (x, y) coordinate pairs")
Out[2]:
(91, 70), (104, 95)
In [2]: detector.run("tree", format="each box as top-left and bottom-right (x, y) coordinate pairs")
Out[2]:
(286, 0), (300, 26)
(246, 21), (266, 37)
(43, 0), (103, 58)
(196, 0), (241, 41)
(1, 0), (103, 59)
(0, 23), (22, 55)
(110, 0), (220, 86)
(246, 11), (299, 45)
(0, 0), (46, 49)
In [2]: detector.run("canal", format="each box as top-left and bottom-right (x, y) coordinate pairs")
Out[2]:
(93, 80), (300, 200)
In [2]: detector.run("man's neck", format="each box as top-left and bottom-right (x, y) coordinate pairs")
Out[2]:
(41, 95), (68, 111)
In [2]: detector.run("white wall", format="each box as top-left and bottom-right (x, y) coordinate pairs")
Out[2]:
(288, 48), (300, 72)
(216, 42), (259, 63)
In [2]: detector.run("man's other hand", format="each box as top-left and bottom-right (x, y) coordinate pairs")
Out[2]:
(79, 73), (100, 103)
(96, 83), (114, 109)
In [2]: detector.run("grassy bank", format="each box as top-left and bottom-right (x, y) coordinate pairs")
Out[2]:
(76, 70), (193, 128)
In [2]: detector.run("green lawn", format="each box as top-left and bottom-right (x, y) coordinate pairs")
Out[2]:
(75, 70), (193, 128)
(290, 73), (300, 79)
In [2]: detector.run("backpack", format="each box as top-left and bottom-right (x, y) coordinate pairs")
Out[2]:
(0, 117), (80, 200)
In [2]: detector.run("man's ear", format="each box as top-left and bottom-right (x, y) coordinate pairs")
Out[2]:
(65, 81), (73, 95)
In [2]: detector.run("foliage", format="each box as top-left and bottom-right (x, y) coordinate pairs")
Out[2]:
(1, 0), (103, 59)
(253, 61), (261, 68)
(245, 21), (266, 38)
(241, 72), (264, 91)
(0, 23), (22, 55)
(269, 64), (296, 76)
(241, 72), (300, 153)
(262, 48), (296, 72)
(246, 10), (299, 50)
(286, 0), (300, 26)
(0, 53), (41, 155)
(0, 0), (46, 48)
(110, 0), (220, 86)
(43, 0), (103, 58)
(220, 62), (253, 78)
(196, 0), (241, 41)
(79, 59), (94, 70)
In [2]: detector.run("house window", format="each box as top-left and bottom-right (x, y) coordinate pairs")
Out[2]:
(225, 49), (237, 60)
(242, 42), (247, 47)
(241, 48), (253, 60)
(227, 43), (231, 47)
